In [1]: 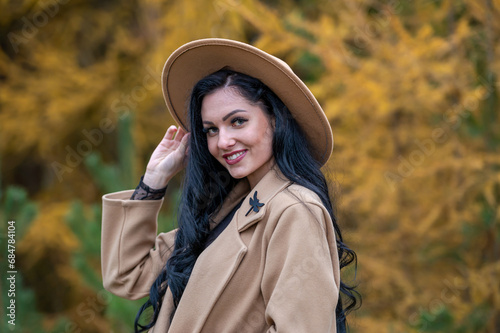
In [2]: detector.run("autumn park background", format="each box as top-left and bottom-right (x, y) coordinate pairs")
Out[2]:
(1, 0), (499, 332)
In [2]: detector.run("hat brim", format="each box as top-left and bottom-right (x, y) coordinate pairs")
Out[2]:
(161, 38), (333, 165)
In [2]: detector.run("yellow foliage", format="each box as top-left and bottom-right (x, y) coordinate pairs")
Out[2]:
(224, 0), (500, 330)
(18, 202), (79, 268)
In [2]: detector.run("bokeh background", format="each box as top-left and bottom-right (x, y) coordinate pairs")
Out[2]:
(1, 0), (499, 332)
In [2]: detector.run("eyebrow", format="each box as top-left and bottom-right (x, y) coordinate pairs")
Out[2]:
(203, 109), (247, 125)
(223, 109), (246, 121)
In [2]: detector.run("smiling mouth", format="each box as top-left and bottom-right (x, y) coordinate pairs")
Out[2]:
(227, 151), (244, 160)
(223, 150), (247, 165)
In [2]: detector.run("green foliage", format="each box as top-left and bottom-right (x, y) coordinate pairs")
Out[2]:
(67, 109), (176, 331)
(84, 113), (136, 194)
(65, 199), (148, 331)
(66, 201), (102, 290)
(1, 186), (37, 239)
(414, 304), (493, 333)
(415, 307), (455, 332)
(0, 186), (43, 332)
(105, 294), (147, 332)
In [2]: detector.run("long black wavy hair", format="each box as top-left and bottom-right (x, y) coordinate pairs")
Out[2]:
(135, 69), (360, 332)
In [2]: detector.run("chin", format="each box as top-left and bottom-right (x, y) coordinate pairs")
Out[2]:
(228, 172), (248, 180)
(226, 168), (250, 180)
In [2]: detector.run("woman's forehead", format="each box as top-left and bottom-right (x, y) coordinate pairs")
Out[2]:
(202, 89), (253, 113)
(200, 89), (271, 124)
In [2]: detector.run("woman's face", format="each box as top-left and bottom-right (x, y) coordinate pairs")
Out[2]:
(201, 87), (275, 188)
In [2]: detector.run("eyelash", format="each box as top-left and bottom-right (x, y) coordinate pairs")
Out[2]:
(203, 117), (248, 136)
(231, 117), (248, 126)
(202, 127), (216, 134)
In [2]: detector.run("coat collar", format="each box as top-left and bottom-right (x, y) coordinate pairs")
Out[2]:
(209, 167), (292, 232)
(235, 167), (292, 232)
(167, 167), (292, 332)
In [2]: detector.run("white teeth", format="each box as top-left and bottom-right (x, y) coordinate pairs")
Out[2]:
(227, 151), (244, 160)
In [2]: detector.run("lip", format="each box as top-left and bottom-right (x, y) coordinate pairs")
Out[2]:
(223, 149), (247, 165)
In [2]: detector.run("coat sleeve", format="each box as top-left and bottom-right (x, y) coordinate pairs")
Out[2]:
(101, 190), (176, 300)
(261, 201), (340, 333)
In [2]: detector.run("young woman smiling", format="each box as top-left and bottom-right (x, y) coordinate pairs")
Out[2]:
(101, 39), (360, 333)
(201, 86), (275, 187)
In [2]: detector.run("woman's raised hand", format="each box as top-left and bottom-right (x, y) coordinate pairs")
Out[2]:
(143, 126), (190, 189)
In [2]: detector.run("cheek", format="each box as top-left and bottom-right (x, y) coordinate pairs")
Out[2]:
(206, 137), (219, 158)
(260, 128), (274, 154)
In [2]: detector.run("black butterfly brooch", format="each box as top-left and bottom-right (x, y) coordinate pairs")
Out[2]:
(245, 191), (265, 216)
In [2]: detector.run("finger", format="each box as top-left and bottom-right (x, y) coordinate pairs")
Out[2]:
(174, 126), (187, 142)
(163, 125), (178, 141)
(181, 133), (191, 150)
(178, 132), (190, 152)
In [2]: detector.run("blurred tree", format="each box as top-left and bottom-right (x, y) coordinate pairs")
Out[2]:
(0, 186), (43, 332)
(221, 0), (500, 331)
(0, 0), (248, 200)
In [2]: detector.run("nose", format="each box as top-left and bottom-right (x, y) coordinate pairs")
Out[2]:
(217, 129), (236, 150)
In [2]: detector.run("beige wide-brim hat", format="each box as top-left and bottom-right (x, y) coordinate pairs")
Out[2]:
(161, 38), (333, 165)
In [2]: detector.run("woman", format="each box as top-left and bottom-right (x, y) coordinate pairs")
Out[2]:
(101, 38), (359, 332)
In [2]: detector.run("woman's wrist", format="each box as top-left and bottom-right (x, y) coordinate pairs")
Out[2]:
(143, 171), (170, 189)
(130, 175), (168, 200)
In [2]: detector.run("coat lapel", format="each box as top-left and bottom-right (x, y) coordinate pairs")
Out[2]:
(237, 168), (291, 232)
(168, 219), (248, 332)
(167, 168), (292, 332)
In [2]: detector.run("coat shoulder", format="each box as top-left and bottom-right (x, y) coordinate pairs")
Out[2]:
(271, 183), (325, 209)
(262, 182), (330, 229)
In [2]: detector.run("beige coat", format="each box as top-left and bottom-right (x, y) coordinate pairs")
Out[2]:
(101, 168), (340, 332)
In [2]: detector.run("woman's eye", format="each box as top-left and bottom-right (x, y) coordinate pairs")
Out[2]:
(231, 117), (248, 127)
(203, 127), (218, 136)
